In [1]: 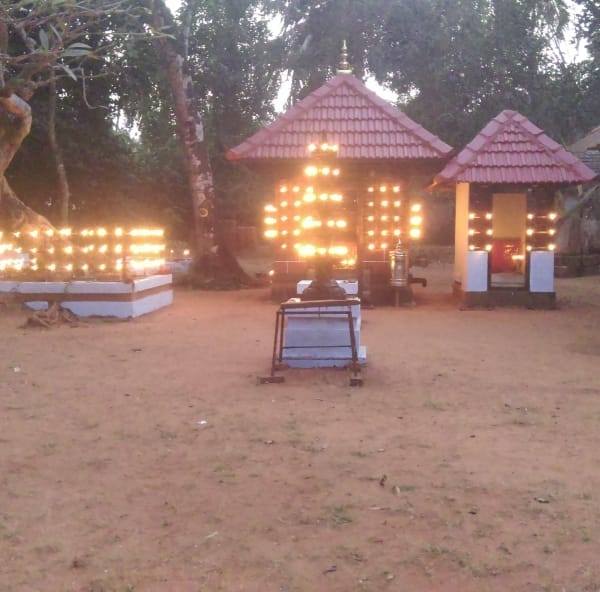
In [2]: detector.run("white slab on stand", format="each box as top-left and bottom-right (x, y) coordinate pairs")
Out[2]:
(282, 279), (367, 368)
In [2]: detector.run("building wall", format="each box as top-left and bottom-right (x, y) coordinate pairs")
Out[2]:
(454, 182), (470, 284)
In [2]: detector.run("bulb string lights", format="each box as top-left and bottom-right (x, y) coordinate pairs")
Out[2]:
(363, 183), (422, 252)
(467, 209), (556, 253)
(0, 227), (166, 279)
(262, 142), (356, 267)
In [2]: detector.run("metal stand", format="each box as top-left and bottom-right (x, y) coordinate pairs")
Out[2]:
(259, 298), (363, 387)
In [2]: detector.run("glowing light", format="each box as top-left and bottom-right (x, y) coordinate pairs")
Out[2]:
(381, 200), (389, 207)
(393, 200), (401, 207)
(379, 186), (387, 193)
(469, 244), (476, 251)
(63, 246), (73, 255)
(264, 204), (277, 212)
(268, 269), (275, 277)
(548, 212), (557, 221)
(410, 215), (423, 226)
(368, 243), (375, 251)
(527, 213), (534, 220)
(293, 200), (301, 207)
(367, 201), (374, 207)
(328, 245), (349, 256)
(485, 244), (492, 252)
(295, 244), (316, 257)
(485, 213), (493, 220)
(393, 229), (401, 237)
(548, 243), (556, 251)
(335, 220), (347, 229)
(367, 230), (375, 236)
(486, 229), (493, 236)
(183, 249), (190, 256)
(332, 169), (340, 177)
(264, 217), (277, 225)
(130, 228), (164, 238)
(409, 228), (421, 239)
(367, 187), (374, 193)
(308, 143), (317, 152)
(280, 201), (288, 208)
(303, 192), (316, 203)
(280, 185), (288, 193)
(367, 215), (374, 222)
(330, 194), (343, 202)
(410, 203), (422, 213)
(115, 227), (124, 237)
(304, 165), (318, 177)
(292, 186), (300, 193)
(526, 228), (534, 236)
(381, 242), (389, 250)
(469, 212), (476, 220)
(548, 229), (556, 236)
(392, 186), (400, 193)
(264, 229), (278, 239)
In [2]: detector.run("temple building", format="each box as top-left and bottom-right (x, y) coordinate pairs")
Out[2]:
(433, 110), (596, 307)
(227, 62), (452, 302)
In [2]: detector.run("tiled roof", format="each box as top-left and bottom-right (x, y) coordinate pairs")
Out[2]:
(226, 74), (452, 161)
(576, 150), (600, 175)
(434, 110), (597, 185)
(569, 125), (600, 153)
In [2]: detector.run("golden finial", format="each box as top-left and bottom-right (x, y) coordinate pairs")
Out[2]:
(337, 40), (352, 75)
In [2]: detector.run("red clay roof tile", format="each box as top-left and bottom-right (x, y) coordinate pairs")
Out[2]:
(226, 74), (452, 161)
(434, 110), (597, 185)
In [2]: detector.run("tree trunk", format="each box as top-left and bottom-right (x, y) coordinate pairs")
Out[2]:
(150, 0), (214, 257)
(0, 174), (53, 232)
(0, 93), (54, 232)
(47, 76), (71, 226)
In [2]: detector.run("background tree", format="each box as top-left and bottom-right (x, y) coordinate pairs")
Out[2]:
(0, 0), (141, 231)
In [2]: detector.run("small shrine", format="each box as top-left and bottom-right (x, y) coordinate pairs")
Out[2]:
(227, 51), (452, 304)
(433, 110), (596, 308)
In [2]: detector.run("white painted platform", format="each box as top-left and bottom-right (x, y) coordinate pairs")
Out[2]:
(0, 275), (173, 319)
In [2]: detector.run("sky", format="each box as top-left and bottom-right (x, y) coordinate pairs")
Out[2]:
(165, 0), (587, 113)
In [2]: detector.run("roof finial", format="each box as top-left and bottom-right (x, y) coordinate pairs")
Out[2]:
(337, 40), (352, 75)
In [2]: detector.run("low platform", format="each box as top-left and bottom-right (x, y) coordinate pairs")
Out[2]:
(0, 274), (173, 318)
(454, 282), (556, 309)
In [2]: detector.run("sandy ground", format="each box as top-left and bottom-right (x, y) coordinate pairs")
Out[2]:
(2, 264), (600, 592)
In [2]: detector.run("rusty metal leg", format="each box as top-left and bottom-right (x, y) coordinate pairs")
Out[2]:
(277, 308), (285, 366)
(347, 308), (363, 386)
(259, 308), (285, 384)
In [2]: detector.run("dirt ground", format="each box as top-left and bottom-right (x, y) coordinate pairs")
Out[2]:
(2, 263), (600, 592)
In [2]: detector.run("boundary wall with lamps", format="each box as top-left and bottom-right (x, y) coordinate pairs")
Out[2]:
(0, 226), (172, 318)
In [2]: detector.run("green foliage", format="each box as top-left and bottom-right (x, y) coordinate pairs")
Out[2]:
(4, 0), (599, 242)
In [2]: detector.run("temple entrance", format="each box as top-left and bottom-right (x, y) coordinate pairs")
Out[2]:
(490, 193), (527, 288)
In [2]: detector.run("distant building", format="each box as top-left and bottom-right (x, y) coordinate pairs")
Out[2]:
(569, 125), (600, 176)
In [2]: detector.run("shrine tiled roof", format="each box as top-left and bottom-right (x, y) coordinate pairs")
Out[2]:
(226, 74), (452, 161)
(434, 110), (597, 185)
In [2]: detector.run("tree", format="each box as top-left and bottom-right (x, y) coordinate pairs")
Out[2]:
(0, 0), (139, 232)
